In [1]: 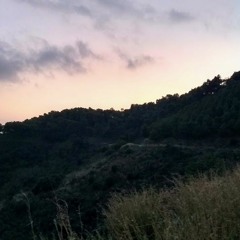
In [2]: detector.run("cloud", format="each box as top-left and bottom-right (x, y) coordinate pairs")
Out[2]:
(117, 50), (154, 70)
(16, 0), (92, 17)
(16, 0), (157, 22)
(17, 0), (137, 15)
(127, 56), (154, 69)
(15, 0), (196, 30)
(94, 0), (141, 17)
(0, 42), (26, 81)
(168, 9), (195, 23)
(0, 40), (100, 82)
(30, 44), (86, 74)
(15, 0), (198, 26)
(77, 41), (101, 59)
(0, 56), (23, 82)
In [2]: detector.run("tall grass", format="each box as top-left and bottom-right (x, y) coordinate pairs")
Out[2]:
(40, 166), (240, 239)
(100, 167), (240, 240)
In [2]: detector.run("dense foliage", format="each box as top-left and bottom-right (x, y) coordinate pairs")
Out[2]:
(1, 71), (240, 239)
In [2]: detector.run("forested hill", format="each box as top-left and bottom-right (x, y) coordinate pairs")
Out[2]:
(1, 71), (240, 239)
(1, 71), (240, 142)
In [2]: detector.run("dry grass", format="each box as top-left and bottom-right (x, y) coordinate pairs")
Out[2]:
(99, 167), (240, 240)
(41, 166), (240, 239)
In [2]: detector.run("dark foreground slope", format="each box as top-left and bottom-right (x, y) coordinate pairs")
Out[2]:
(1, 71), (240, 239)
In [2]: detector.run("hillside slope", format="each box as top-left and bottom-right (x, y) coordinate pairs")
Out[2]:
(1, 71), (240, 239)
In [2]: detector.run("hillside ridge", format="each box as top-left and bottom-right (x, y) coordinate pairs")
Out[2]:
(1, 70), (240, 239)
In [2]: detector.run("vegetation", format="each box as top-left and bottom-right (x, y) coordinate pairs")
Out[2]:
(1, 71), (240, 239)
(94, 166), (240, 240)
(36, 166), (240, 240)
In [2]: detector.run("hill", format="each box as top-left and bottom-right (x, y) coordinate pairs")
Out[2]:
(1, 71), (240, 239)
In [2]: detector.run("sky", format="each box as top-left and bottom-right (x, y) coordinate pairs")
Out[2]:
(0, 0), (240, 123)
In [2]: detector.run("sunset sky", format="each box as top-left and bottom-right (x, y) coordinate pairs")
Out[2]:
(1, 0), (240, 123)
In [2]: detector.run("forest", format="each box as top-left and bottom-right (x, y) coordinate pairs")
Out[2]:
(1, 71), (240, 239)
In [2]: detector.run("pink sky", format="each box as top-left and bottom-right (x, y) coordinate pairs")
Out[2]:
(0, 0), (240, 123)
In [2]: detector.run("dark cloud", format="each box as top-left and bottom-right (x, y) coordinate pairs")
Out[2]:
(127, 55), (154, 69)
(168, 9), (195, 23)
(31, 44), (86, 74)
(0, 42), (25, 81)
(0, 56), (23, 82)
(0, 40), (100, 82)
(117, 50), (154, 70)
(77, 41), (101, 59)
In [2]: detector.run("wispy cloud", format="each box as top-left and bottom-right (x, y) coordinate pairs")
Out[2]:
(93, 0), (143, 17)
(117, 50), (154, 70)
(77, 41), (101, 59)
(16, 0), (92, 16)
(0, 40), (100, 82)
(30, 43), (86, 74)
(126, 55), (154, 69)
(15, 0), (197, 30)
(15, 0), (158, 23)
(0, 55), (23, 82)
(168, 9), (195, 23)
(0, 41), (26, 82)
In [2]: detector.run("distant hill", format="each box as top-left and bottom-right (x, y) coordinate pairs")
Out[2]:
(3, 71), (240, 142)
(1, 71), (240, 239)
(150, 72), (240, 140)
